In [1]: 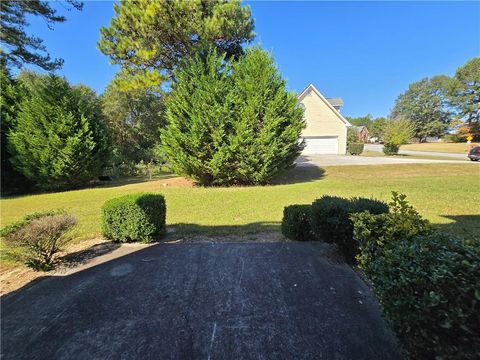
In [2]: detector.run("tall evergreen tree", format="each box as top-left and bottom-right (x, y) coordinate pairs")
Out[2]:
(0, 60), (31, 193)
(8, 73), (110, 190)
(0, 0), (82, 70)
(161, 47), (304, 186)
(98, 0), (254, 91)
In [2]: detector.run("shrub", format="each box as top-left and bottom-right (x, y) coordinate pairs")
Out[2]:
(368, 233), (480, 359)
(352, 192), (431, 273)
(382, 143), (399, 155)
(0, 209), (65, 238)
(161, 46), (305, 186)
(8, 73), (110, 190)
(348, 143), (364, 155)
(102, 193), (166, 242)
(281, 205), (312, 241)
(311, 195), (388, 263)
(4, 214), (77, 271)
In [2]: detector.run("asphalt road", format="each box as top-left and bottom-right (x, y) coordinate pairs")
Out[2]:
(1, 242), (403, 360)
(364, 144), (469, 159)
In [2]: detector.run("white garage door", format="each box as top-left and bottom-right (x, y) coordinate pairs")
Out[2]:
(303, 136), (338, 154)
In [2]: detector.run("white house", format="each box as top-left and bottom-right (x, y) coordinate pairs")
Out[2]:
(298, 84), (351, 154)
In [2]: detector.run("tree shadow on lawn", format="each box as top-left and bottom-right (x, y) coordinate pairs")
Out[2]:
(271, 164), (326, 185)
(434, 215), (480, 238)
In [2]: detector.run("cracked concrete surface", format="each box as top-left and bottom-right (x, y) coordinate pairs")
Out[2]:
(1, 242), (403, 359)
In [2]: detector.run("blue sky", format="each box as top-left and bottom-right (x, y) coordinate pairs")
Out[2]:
(25, 1), (479, 118)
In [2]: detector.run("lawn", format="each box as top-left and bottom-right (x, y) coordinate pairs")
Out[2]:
(1, 164), (479, 267)
(360, 150), (469, 161)
(401, 142), (479, 153)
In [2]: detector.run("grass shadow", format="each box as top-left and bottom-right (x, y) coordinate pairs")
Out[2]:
(435, 215), (480, 238)
(271, 164), (326, 185)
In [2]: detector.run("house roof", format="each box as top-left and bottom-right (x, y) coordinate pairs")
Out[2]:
(326, 98), (344, 107)
(297, 84), (352, 126)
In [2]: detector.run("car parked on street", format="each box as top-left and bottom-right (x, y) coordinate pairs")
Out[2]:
(467, 146), (480, 161)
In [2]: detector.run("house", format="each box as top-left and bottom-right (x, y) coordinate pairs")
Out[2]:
(298, 84), (351, 154)
(354, 126), (369, 142)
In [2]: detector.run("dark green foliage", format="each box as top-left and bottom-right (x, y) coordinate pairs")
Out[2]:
(352, 192), (431, 273)
(383, 143), (399, 155)
(8, 72), (110, 190)
(311, 195), (389, 263)
(161, 47), (305, 186)
(391, 76), (452, 141)
(281, 205), (312, 241)
(367, 233), (480, 359)
(101, 79), (165, 175)
(102, 193), (166, 243)
(0, 60), (32, 194)
(3, 212), (77, 271)
(348, 143), (364, 155)
(0, 0), (82, 70)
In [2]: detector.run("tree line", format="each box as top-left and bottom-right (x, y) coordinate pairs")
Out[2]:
(1, 0), (305, 193)
(347, 58), (480, 143)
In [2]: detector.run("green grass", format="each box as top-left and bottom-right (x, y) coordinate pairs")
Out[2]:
(2, 164), (479, 267)
(401, 142), (479, 154)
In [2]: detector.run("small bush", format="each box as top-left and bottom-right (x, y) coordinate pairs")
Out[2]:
(102, 193), (166, 242)
(0, 209), (65, 238)
(352, 192), (431, 273)
(348, 143), (364, 155)
(383, 143), (399, 155)
(369, 233), (480, 359)
(311, 195), (388, 263)
(281, 205), (313, 241)
(5, 214), (77, 271)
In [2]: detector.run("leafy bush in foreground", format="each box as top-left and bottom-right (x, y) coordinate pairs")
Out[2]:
(351, 192), (431, 272)
(310, 195), (388, 263)
(369, 233), (480, 359)
(102, 193), (166, 242)
(281, 205), (313, 241)
(0, 209), (65, 238)
(4, 214), (77, 271)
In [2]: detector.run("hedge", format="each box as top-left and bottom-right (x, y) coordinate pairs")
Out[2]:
(310, 195), (389, 263)
(281, 204), (313, 241)
(102, 193), (166, 243)
(348, 143), (364, 155)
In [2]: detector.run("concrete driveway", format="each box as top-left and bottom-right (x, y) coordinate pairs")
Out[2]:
(1, 242), (402, 360)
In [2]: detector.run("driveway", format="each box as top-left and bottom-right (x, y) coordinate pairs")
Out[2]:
(1, 242), (402, 360)
(364, 144), (469, 159)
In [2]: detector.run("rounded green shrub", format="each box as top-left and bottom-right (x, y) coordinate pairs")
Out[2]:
(102, 193), (166, 243)
(281, 204), (312, 241)
(348, 143), (364, 155)
(311, 195), (388, 263)
(383, 143), (400, 155)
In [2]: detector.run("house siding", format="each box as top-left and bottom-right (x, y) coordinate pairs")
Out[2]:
(299, 90), (348, 154)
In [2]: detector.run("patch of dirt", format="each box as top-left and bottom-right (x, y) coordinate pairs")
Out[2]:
(140, 177), (195, 188)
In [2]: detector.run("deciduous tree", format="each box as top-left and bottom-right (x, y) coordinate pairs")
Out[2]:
(391, 77), (451, 141)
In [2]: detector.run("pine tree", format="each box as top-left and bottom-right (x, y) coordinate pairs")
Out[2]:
(8, 73), (110, 190)
(161, 47), (305, 186)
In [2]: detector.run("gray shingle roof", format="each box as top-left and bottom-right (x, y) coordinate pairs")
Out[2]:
(326, 98), (344, 107)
